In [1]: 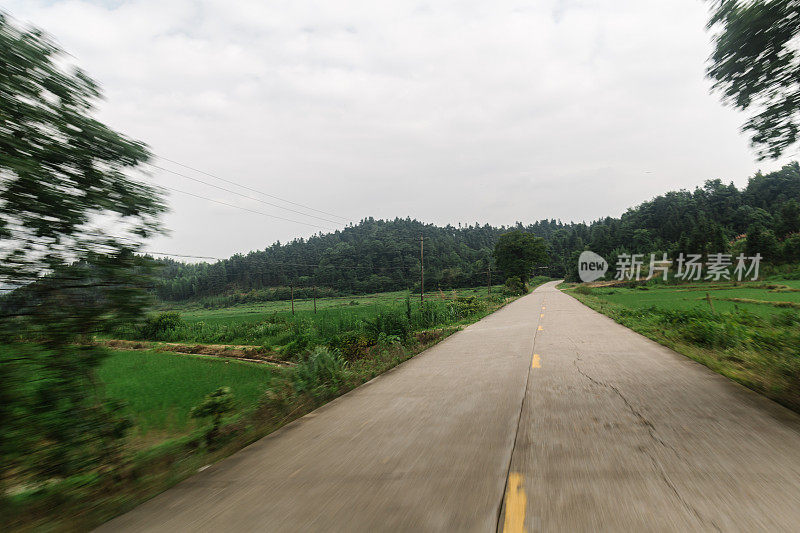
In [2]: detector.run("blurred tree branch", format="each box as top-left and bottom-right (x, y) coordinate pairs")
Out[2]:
(706, 0), (800, 159)
(0, 11), (165, 485)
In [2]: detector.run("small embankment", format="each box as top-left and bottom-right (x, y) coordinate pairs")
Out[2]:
(99, 339), (294, 366)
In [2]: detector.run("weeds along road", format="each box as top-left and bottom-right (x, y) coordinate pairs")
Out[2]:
(99, 281), (800, 532)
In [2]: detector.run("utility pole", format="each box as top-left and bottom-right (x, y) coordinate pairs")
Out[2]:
(420, 235), (424, 304)
(313, 285), (317, 314)
(291, 284), (295, 315)
(488, 267), (491, 295)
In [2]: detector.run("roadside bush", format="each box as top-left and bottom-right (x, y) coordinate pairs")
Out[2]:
(376, 332), (402, 348)
(292, 347), (348, 398)
(574, 284), (593, 295)
(414, 301), (447, 328)
(452, 296), (485, 316)
(678, 317), (744, 349)
(139, 311), (185, 340)
(331, 331), (373, 360)
(190, 387), (235, 447)
(279, 318), (318, 358)
(365, 309), (411, 341)
(503, 276), (527, 296)
(0, 343), (133, 484)
(770, 310), (800, 328)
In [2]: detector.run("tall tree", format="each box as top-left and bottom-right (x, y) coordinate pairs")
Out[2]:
(0, 12), (164, 482)
(493, 231), (549, 282)
(706, 0), (800, 159)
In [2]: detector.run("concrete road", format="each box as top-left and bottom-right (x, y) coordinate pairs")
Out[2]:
(99, 281), (800, 532)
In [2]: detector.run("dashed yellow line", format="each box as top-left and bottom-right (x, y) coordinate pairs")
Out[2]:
(537, 325), (543, 331)
(540, 313), (544, 318)
(531, 354), (541, 369)
(502, 472), (527, 532)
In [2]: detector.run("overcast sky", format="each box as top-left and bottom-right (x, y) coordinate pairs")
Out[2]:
(6, 0), (796, 260)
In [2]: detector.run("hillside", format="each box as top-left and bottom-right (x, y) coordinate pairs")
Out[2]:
(153, 162), (800, 301)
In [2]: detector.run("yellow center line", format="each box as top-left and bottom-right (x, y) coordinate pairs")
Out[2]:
(540, 313), (544, 318)
(531, 353), (541, 369)
(502, 472), (527, 532)
(537, 325), (543, 331)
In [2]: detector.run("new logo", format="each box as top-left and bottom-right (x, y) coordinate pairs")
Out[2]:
(578, 251), (607, 283)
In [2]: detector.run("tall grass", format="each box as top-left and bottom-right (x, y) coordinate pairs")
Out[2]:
(110, 294), (505, 359)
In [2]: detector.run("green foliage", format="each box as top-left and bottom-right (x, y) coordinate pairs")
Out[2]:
(111, 288), (507, 357)
(706, 0), (800, 159)
(573, 284), (594, 295)
(0, 344), (132, 483)
(190, 387), (235, 446)
(493, 231), (548, 282)
(331, 331), (373, 360)
(291, 347), (349, 399)
(190, 387), (234, 421)
(139, 311), (185, 340)
(503, 276), (527, 296)
(0, 12), (163, 298)
(194, 286), (341, 309)
(451, 295), (485, 315)
(151, 163), (800, 299)
(0, 13), (164, 486)
(679, 317), (746, 348)
(364, 309), (411, 341)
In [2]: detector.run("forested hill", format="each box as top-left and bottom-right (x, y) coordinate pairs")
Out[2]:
(154, 162), (800, 300)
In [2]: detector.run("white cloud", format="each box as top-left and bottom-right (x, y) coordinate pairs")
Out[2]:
(4, 0), (795, 258)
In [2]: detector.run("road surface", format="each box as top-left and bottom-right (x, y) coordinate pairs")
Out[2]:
(99, 281), (800, 531)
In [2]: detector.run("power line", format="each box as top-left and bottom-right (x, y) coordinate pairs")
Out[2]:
(144, 251), (222, 261)
(156, 156), (351, 222)
(148, 163), (341, 225)
(161, 185), (334, 230)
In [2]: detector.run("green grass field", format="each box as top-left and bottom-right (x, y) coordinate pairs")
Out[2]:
(100, 283), (530, 442)
(109, 285), (518, 352)
(583, 280), (800, 317)
(97, 350), (275, 440)
(165, 286), (501, 326)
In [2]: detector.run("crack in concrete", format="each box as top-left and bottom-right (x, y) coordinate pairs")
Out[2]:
(572, 348), (721, 532)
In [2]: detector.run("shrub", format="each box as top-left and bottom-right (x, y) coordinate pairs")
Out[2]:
(771, 310), (800, 328)
(364, 309), (411, 341)
(139, 311), (185, 340)
(503, 276), (527, 296)
(280, 318), (318, 357)
(292, 347), (348, 398)
(574, 284), (593, 295)
(190, 387), (235, 447)
(452, 296), (485, 316)
(415, 301), (446, 328)
(679, 318), (744, 349)
(331, 331), (373, 360)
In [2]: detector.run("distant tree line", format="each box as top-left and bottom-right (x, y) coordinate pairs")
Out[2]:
(153, 162), (800, 300)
